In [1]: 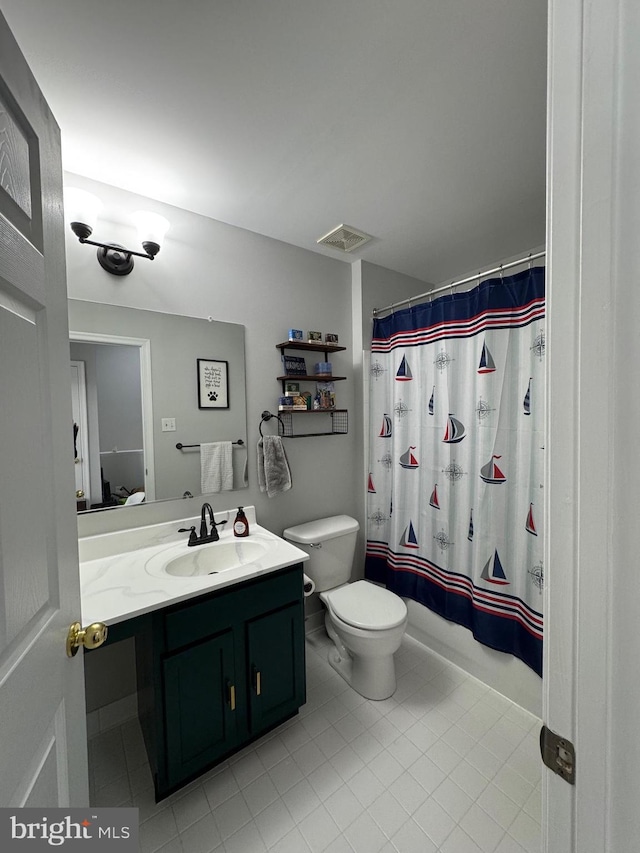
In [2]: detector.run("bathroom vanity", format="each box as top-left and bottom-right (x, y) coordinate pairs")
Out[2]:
(79, 507), (308, 800)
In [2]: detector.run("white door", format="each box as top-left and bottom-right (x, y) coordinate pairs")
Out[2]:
(0, 13), (88, 806)
(71, 361), (90, 504)
(544, 0), (637, 850)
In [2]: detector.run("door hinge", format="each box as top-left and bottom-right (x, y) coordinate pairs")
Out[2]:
(540, 724), (576, 784)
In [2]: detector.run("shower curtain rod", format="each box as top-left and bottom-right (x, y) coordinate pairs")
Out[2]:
(372, 250), (546, 317)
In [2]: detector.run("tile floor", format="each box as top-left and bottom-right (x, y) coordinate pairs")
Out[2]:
(88, 631), (542, 853)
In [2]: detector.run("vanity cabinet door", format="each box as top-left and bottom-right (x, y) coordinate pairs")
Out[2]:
(163, 628), (237, 787)
(246, 601), (305, 734)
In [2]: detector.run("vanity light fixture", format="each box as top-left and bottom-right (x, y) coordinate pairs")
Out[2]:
(64, 188), (170, 276)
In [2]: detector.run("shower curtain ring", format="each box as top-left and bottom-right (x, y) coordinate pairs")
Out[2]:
(500, 264), (504, 280)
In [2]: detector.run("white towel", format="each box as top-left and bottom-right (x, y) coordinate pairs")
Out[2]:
(257, 436), (292, 497)
(200, 441), (234, 493)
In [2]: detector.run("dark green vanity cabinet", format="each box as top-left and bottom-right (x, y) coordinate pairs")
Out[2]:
(132, 564), (306, 800)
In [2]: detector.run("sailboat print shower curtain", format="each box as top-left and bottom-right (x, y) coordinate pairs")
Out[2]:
(365, 267), (545, 675)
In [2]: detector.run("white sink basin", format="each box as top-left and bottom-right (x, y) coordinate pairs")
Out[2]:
(165, 540), (267, 577)
(145, 537), (269, 579)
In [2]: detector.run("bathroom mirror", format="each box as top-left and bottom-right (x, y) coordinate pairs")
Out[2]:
(68, 299), (248, 511)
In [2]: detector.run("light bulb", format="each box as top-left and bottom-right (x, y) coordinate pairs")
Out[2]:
(132, 211), (170, 246)
(64, 187), (103, 237)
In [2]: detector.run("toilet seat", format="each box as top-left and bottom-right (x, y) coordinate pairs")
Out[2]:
(322, 581), (407, 631)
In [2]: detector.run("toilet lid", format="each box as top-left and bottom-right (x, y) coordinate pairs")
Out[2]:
(323, 581), (407, 630)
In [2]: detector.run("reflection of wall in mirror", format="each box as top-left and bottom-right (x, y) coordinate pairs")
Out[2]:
(95, 344), (144, 503)
(70, 341), (144, 508)
(68, 299), (248, 509)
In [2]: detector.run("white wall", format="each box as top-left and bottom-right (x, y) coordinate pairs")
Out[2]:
(70, 341), (144, 504)
(94, 345), (142, 455)
(94, 344), (144, 499)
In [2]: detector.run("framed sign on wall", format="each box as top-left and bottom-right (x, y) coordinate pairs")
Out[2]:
(197, 358), (229, 409)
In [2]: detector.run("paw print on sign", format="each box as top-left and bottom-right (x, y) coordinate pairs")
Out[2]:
(208, 391), (218, 401)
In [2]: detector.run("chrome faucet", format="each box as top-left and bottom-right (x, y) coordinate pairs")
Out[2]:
(178, 502), (227, 546)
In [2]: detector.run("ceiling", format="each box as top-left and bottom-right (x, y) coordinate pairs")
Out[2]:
(2, 0), (547, 284)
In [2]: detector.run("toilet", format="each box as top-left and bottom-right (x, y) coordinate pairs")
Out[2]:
(283, 515), (408, 700)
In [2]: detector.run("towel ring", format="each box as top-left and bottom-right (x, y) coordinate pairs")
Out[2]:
(259, 410), (285, 437)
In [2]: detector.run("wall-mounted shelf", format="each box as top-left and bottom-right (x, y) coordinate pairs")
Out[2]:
(275, 341), (348, 437)
(276, 374), (346, 382)
(278, 409), (348, 438)
(275, 341), (346, 354)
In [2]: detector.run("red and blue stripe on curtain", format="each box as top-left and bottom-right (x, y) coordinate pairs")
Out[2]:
(366, 267), (545, 676)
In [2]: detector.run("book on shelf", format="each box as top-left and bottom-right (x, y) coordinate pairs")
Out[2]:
(282, 354), (307, 375)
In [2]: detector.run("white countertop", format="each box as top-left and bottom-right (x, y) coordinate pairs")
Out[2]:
(79, 507), (309, 626)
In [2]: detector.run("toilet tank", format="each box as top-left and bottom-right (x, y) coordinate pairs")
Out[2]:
(283, 515), (360, 592)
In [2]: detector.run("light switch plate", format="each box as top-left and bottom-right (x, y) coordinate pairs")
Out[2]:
(161, 417), (176, 432)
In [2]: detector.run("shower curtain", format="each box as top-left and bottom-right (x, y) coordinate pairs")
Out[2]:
(365, 267), (545, 676)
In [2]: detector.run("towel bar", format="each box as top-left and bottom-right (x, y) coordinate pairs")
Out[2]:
(176, 440), (244, 450)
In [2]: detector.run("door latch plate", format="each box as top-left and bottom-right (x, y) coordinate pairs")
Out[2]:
(540, 724), (575, 784)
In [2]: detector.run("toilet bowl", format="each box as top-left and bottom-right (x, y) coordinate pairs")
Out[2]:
(283, 515), (408, 700)
(321, 580), (408, 700)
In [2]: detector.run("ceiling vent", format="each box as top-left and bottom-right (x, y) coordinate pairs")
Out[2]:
(317, 224), (373, 253)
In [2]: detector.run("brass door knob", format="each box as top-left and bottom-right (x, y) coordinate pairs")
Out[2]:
(66, 621), (108, 657)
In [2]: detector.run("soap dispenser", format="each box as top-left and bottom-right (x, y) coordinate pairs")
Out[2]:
(233, 507), (249, 537)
